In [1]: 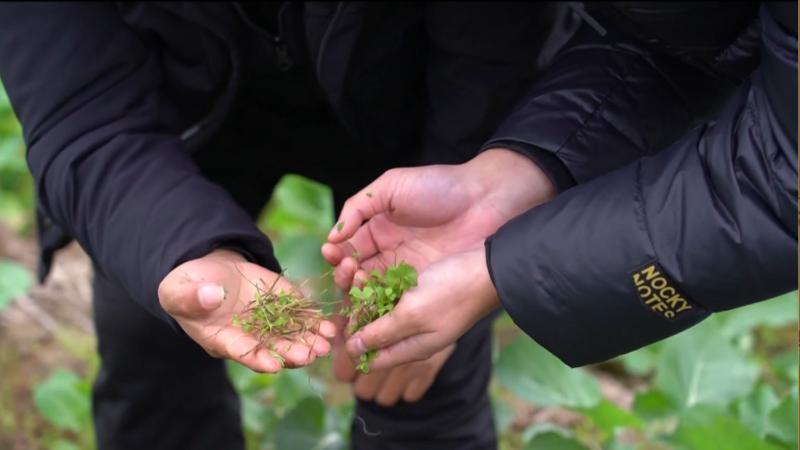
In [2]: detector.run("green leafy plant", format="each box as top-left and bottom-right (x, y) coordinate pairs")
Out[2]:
(226, 360), (352, 450)
(493, 292), (799, 450)
(33, 369), (95, 450)
(342, 262), (418, 373)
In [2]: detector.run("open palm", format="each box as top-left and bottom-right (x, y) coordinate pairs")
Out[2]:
(322, 149), (555, 288)
(322, 165), (507, 287)
(159, 249), (335, 373)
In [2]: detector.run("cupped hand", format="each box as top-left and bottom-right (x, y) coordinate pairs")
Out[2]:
(158, 249), (336, 373)
(330, 294), (454, 406)
(344, 248), (500, 371)
(322, 148), (554, 289)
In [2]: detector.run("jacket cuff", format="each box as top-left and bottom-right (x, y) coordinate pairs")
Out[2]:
(483, 162), (709, 367)
(481, 140), (576, 192)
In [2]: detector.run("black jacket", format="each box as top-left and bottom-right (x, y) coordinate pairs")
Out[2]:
(1, 3), (794, 366)
(485, 2), (798, 366)
(0, 2), (565, 324)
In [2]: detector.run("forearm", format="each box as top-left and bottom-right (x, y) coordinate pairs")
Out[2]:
(462, 148), (556, 221)
(481, 19), (742, 191)
(486, 8), (797, 365)
(0, 3), (279, 323)
(39, 133), (279, 323)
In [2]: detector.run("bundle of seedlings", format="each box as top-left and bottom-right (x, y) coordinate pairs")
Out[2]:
(232, 277), (326, 365)
(342, 262), (418, 373)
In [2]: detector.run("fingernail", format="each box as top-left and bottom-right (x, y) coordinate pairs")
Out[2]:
(197, 284), (224, 309)
(352, 336), (367, 356)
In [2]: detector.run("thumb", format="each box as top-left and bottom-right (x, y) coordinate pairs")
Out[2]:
(159, 270), (227, 318)
(345, 307), (419, 358)
(328, 169), (402, 243)
(197, 283), (225, 310)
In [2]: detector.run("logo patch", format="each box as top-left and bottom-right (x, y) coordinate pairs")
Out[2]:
(631, 262), (694, 320)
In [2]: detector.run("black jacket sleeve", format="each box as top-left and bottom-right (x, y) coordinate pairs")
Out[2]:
(485, 4), (797, 367)
(481, 4), (761, 192)
(0, 3), (279, 324)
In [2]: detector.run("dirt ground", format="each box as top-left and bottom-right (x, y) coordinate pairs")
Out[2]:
(0, 225), (94, 450)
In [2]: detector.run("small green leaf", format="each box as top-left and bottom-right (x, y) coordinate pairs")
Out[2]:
(0, 259), (32, 310)
(577, 399), (642, 442)
(33, 369), (91, 432)
(259, 174), (334, 236)
(494, 336), (601, 408)
(632, 389), (676, 419)
(336, 221), (344, 232)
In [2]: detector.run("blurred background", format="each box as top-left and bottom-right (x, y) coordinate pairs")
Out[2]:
(0, 81), (797, 450)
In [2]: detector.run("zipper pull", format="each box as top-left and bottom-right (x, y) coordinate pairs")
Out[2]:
(274, 36), (293, 72)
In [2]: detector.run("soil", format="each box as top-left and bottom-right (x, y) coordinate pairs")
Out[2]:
(0, 225), (94, 450)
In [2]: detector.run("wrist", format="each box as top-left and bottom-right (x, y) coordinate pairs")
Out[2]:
(205, 248), (248, 264)
(465, 247), (500, 321)
(463, 148), (556, 219)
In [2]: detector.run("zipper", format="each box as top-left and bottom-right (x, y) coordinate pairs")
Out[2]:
(231, 1), (294, 71)
(180, 2), (294, 143)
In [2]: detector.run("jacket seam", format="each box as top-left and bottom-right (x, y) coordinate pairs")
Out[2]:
(315, 2), (345, 82)
(553, 57), (623, 158)
(633, 159), (657, 259)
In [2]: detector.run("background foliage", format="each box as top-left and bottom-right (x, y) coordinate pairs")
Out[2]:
(0, 82), (796, 450)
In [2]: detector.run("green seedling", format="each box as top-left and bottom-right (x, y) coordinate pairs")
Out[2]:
(232, 276), (325, 366)
(342, 262), (418, 373)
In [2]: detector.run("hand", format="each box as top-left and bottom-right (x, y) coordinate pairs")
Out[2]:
(334, 339), (455, 406)
(158, 249), (336, 373)
(331, 305), (453, 406)
(345, 248), (499, 371)
(322, 148), (554, 289)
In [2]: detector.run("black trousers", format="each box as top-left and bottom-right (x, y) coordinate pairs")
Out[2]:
(91, 67), (496, 450)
